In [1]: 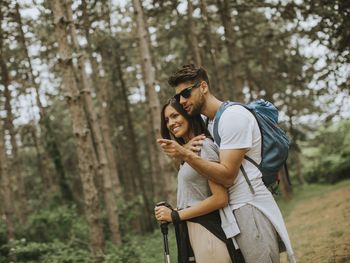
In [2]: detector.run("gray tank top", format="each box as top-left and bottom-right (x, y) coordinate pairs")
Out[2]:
(177, 138), (219, 209)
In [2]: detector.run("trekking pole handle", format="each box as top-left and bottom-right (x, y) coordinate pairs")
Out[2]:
(156, 201), (173, 209)
(155, 201), (173, 233)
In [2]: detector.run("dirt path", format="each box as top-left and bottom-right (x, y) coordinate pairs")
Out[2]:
(280, 186), (350, 263)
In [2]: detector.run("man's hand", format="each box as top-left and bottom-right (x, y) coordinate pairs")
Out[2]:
(157, 139), (191, 160)
(183, 134), (205, 153)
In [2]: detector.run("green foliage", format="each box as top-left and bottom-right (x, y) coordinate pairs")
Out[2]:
(119, 230), (178, 263)
(17, 205), (84, 242)
(302, 119), (350, 183)
(7, 239), (91, 263)
(0, 204), (91, 262)
(104, 239), (140, 263)
(0, 221), (9, 262)
(0, 217), (178, 263)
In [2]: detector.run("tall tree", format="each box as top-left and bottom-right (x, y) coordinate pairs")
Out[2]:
(0, 9), (26, 223)
(0, 119), (16, 260)
(14, 3), (75, 200)
(64, 0), (122, 245)
(217, 0), (245, 102)
(50, 0), (104, 256)
(100, 40), (154, 231)
(132, 0), (173, 201)
(199, 0), (225, 97)
(187, 0), (202, 66)
(80, 0), (123, 198)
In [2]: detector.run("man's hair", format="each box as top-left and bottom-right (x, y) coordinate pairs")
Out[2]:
(160, 98), (212, 145)
(168, 64), (210, 88)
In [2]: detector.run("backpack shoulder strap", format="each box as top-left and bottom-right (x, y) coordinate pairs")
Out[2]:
(213, 101), (243, 146)
(213, 101), (256, 194)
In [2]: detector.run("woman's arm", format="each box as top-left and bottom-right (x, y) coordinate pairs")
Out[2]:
(154, 180), (228, 222)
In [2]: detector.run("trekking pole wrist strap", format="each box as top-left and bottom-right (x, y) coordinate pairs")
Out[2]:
(171, 210), (181, 224)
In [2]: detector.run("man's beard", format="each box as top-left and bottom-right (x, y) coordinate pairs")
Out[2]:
(188, 99), (203, 116)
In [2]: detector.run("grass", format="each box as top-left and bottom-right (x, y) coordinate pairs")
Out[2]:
(279, 179), (350, 263)
(276, 179), (350, 218)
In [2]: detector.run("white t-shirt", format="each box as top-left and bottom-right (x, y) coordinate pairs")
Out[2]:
(209, 105), (262, 186)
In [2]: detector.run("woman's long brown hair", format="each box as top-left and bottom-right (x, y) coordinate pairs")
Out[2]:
(160, 98), (212, 146)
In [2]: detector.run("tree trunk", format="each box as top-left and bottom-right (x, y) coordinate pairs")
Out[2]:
(43, 116), (74, 201)
(132, 0), (174, 201)
(15, 2), (46, 181)
(0, 49), (26, 224)
(217, 0), (245, 102)
(187, 0), (202, 66)
(63, 0), (122, 245)
(278, 167), (292, 200)
(50, 0), (105, 256)
(288, 111), (305, 185)
(99, 39), (154, 232)
(0, 121), (16, 262)
(14, 3), (71, 198)
(81, 0), (123, 198)
(200, 0), (225, 97)
(114, 52), (154, 231)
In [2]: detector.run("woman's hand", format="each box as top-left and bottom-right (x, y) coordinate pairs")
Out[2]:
(157, 139), (190, 159)
(154, 205), (173, 222)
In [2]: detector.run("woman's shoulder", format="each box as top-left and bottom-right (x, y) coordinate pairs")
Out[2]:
(202, 137), (216, 147)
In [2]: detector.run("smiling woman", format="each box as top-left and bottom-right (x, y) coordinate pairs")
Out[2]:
(156, 98), (243, 263)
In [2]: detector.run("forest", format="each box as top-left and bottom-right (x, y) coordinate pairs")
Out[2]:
(0, 0), (349, 262)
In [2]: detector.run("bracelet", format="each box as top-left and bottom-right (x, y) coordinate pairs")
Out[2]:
(171, 210), (181, 224)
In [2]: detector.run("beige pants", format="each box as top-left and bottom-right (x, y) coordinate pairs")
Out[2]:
(187, 221), (232, 263)
(234, 205), (280, 263)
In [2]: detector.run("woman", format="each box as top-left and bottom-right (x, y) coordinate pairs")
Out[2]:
(155, 98), (236, 263)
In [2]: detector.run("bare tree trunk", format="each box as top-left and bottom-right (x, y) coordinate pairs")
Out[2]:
(278, 167), (292, 200)
(14, 3), (70, 198)
(200, 0), (225, 97)
(0, 3), (25, 218)
(43, 116), (74, 201)
(99, 38), (154, 232)
(187, 0), (202, 66)
(50, 0), (104, 256)
(132, 0), (174, 201)
(63, 0), (122, 245)
(0, 50), (26, 224)
(0, 121), (16, 262)
(97, 40), (137, 197)
(15, 2), (46, 182)
(217, 0), (245, 102)
(80, 0), (123, 198)
(287, 111), (305, 185)
(114, 54), (153, 229)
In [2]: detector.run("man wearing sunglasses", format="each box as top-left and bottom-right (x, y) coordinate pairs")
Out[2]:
(157, 64), (296, 263)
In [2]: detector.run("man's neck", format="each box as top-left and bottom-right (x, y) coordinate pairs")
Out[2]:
(201, 95), (223, 120)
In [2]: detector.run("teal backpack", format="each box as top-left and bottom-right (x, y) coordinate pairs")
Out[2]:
(213, 100), (290, 194)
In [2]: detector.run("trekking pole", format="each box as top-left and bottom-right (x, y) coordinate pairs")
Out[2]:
(156, 201), (172, 263)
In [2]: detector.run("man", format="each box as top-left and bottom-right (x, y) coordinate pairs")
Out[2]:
(157, 64), (296, 263)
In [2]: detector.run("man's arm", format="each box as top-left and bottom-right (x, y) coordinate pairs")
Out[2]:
(184, 147), (248, 187)
(157, 139), (248, 187)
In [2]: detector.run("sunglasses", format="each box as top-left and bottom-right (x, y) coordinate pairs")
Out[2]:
(174, 82), (200, 102)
